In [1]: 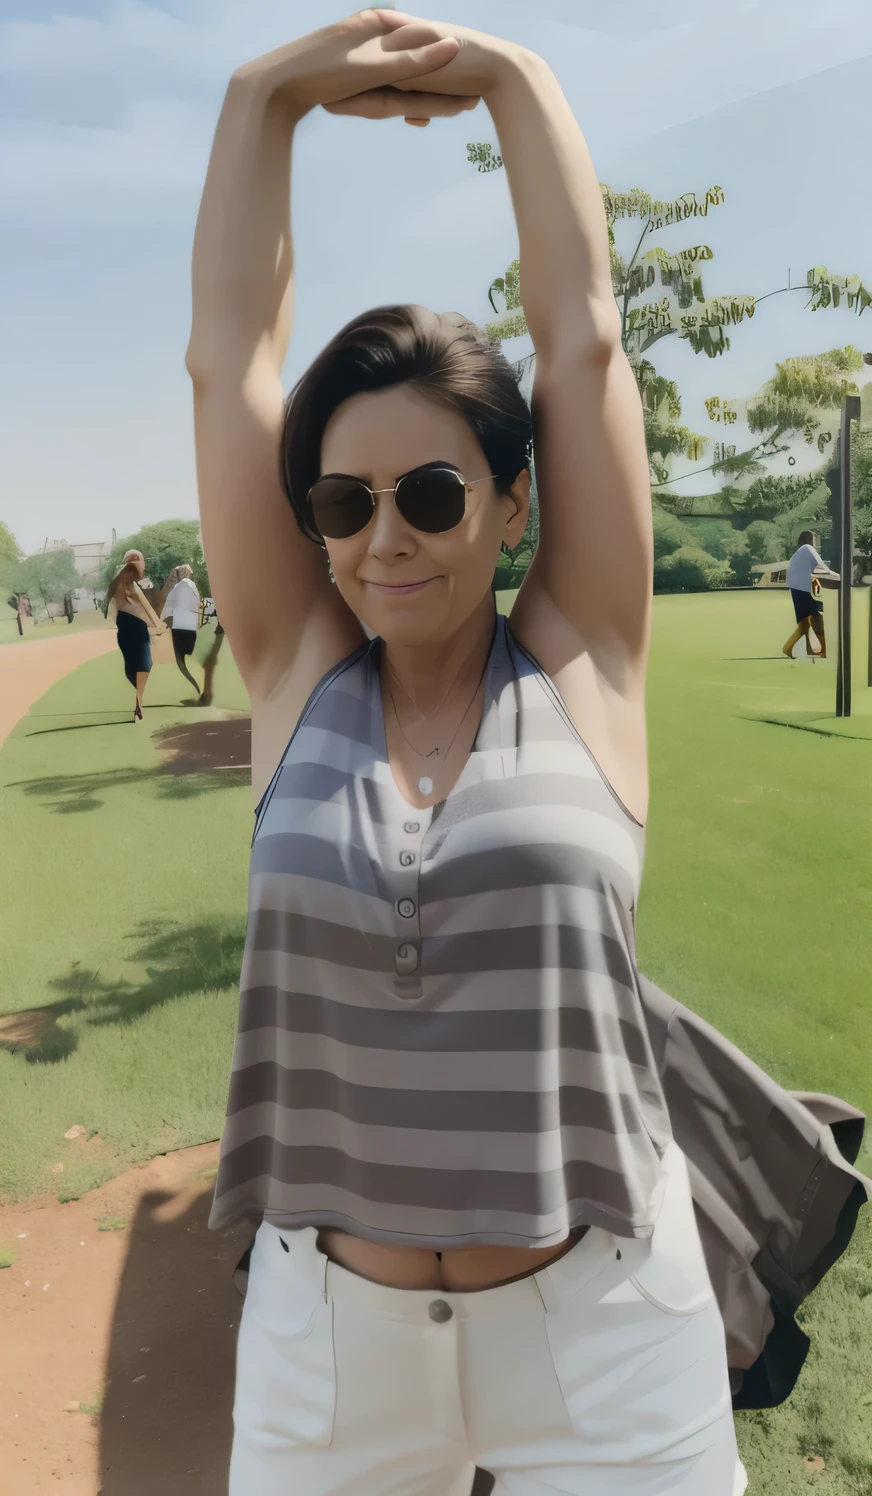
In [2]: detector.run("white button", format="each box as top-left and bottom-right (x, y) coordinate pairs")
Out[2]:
(399, 851), (415, 868)
(404, 821), (421, 834)
(395, 942), (419, 973)
(398, 898), (416, 919)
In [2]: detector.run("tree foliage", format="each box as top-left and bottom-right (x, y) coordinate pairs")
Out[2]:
(653, 545), (733, 592)
(8, 547), (80, 610)
(468, 141), (872, 589)
(0, 520), (24, 587)
(470, 141), (869, 481)
(101, 520), (208, 595)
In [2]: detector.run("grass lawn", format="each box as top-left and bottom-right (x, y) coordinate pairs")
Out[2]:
(0, 621), (251, 1203)
(0, 608), (112, 645)
(1, 590), (871, 1493)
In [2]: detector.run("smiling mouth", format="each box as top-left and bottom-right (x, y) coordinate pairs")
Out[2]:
(365, 578), (437, 595)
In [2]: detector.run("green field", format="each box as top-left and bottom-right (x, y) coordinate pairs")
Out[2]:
(0, 607), (111, 645)
(1, 589), (871, 1493)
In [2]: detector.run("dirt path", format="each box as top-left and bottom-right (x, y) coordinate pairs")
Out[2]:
(0, 1144), (252, 1495)
(0, 630), (252, 1493)
(0, 629), (117, 748)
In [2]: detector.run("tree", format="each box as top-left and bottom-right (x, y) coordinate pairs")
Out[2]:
(469, 142), (871, 495)
(0, 521), (24, 588)
(8, 547), (80, 615)
(101, 520), (208, 596)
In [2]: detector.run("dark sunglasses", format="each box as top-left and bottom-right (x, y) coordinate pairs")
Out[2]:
(307, 461), (500, 541)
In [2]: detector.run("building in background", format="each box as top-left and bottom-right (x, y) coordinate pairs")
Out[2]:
(42, 530), (116, 583)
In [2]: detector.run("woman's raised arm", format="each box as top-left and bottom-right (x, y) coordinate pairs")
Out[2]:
(184, 12), (466, 700)
(485, 53), (653, 695)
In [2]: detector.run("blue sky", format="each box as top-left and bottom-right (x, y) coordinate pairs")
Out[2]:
(3, 0), (872, 556)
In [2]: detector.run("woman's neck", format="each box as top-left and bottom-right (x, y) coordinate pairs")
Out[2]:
(380, 596), (496, 717)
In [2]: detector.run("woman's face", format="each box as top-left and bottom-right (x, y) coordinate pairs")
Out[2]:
(319, 384), (530, 647)
(124, 551), (145, 577)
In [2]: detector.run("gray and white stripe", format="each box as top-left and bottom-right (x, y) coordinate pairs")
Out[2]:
(209, 615), (672, 1247)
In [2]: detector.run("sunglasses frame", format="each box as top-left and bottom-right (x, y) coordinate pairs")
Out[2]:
(306, 462), (501, 542)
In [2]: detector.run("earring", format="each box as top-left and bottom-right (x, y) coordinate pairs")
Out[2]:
(327, 560), (335, 585)
(500, 541), (510, 556)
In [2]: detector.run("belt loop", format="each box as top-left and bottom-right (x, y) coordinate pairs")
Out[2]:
(533, 1261), (561, 1314)
(320, 1249), (329, 1303)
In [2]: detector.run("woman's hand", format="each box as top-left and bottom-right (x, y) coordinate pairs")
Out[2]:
(320, 13), (520, 127)
(235, 8), (472, 117)
(377, 13), (521, 100)
(322, 84), (480, 127)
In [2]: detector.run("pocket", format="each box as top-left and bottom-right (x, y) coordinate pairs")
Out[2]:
(233, 1230), (337, 1449)
(628, 1228), (716, 1317)
(542, 1268), (731, 1463)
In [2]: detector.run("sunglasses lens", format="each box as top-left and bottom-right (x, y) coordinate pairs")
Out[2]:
(308, 477), (374, 539)
(396, 468), (467, 533)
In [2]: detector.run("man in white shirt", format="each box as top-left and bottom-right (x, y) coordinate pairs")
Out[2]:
(161, 565), (202, 694)
(782, 532), (840, 658)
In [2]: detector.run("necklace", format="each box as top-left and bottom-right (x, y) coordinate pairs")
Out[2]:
(385, 653), (491, 797)
(385, 654), (462, 725)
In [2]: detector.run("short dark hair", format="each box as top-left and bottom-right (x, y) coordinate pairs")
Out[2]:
(798, 530), (815, 546)
(279, 304), (533, 546)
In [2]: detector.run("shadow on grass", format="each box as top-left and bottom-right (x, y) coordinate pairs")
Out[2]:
(0, 917), (246, 1065)
(738, 710), (872, 742)
(7, 762), (250, 813)
(8, 718), (252, 812)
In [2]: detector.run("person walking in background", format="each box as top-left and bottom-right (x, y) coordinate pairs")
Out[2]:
(160, 563), (203, 696)
(103, 548), (166, 719)
(782, 530), (840, 658)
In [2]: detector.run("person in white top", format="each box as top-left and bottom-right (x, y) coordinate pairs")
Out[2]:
(782, 531), (840, 658)
(160, 564), (203, 695)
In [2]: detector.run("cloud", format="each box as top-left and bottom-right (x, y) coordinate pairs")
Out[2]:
(3, 0), (872, 224)
(0, 100), (213, 222)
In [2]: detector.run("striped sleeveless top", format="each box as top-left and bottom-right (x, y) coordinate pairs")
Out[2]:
(209, 612), (673, 1247)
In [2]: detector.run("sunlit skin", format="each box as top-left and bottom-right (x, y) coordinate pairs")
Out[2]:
(321, 383), (531, 705)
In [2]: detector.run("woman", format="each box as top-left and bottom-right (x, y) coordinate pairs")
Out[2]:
(186, 14), (866, 1495)
(104, 549), (165, 720)
(160, 563), (203, 695)
(782, 530), (839, 659)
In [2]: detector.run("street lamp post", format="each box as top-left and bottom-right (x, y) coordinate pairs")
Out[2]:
(836, 395), (861, 718)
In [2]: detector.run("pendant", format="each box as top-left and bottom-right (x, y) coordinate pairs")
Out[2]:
(418, 776), (433, 795)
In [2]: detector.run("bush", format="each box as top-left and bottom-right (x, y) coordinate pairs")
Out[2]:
(743, 520), (784, 564)
(652, 503), (697, 560)
(653, 545), (733, 593)
(688, 519), (743, 561)
(728, 549), (753, 586)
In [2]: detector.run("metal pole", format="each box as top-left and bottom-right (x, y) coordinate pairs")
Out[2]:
(836, 395), (861, 717)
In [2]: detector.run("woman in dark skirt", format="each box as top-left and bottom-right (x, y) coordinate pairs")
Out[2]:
(104, 549), (164, 719)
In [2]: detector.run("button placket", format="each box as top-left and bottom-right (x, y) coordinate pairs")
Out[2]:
(393, 816), (424, 988)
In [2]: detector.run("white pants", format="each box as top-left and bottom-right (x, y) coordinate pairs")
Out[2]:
(230, 1142), (748, 1495)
